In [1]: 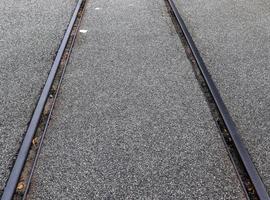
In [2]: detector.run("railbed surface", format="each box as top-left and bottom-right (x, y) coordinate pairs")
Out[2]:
(0, 0), (77, 190)
(174, 0), (270, 194)
(28, 0), (244, 199)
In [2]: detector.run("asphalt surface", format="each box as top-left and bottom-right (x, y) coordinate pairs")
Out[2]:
(0, 0), (77, 191)
(174, 0), (270, 194)
(26, 0), (245, 199)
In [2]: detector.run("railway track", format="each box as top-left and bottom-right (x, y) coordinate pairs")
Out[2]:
(1, 0), (269, 199)
(1, 0), (87, 199)
(165, 0), (269, 199)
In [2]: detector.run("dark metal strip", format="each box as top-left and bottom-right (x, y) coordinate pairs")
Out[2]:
(1, 1), (83, 199)
(166, 0), (269, 199)
(22, 1), (86, 199)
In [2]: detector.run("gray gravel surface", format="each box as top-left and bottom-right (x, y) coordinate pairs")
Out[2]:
(28, 0), (244, 199)
(174, 0), (270, 194)
(0, 0), (77, 190)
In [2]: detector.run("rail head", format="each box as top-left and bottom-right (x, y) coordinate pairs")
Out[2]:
(1, 1), (84, 199)
(166, 0), (270, 199)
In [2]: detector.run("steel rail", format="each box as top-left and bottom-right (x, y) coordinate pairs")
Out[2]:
(1, 0), (83, 199)
(22, 1), (86, 199)
(166, 0), (270, 199)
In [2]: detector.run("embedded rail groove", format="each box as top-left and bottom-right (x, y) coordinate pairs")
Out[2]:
(165, 0), (270, 199)
(1, 0), (86, 199)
